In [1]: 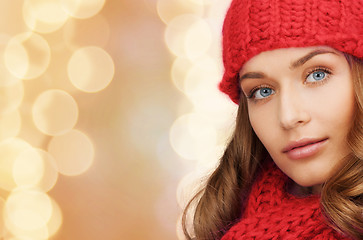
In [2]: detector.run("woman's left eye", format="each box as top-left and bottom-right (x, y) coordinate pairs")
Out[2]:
(306, 69), (330, 83)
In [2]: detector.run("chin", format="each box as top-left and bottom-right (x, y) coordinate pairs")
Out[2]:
(291, 175), (326, 188)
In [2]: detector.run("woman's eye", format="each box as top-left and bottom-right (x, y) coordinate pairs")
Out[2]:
(306, 70), (329, 83)
(253, 87), (275, 99)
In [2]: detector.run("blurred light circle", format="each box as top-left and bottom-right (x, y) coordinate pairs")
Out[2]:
(3, 35), (28, 79)
(12, 147), (58, 193)
(185, 19), (212, 59)
(157, 0), (204, 24)
(35, 150), (59, 192)
(184, 57), (237, 128)
(22, 0), (69, 33)
(184, 57), (219, 97)
(61, 0), (106, 19)
(67, 46), (114, 92)
(169, 113), (217, 161)
(47, 198), (62, 238)
(164, 14), (200, 57)
(63, 15), (110, 50)
(0, 80), (24, 115)
(193, 92), (237, 130)
(4, 32), (51, 80)
(13, 148), (44, 188)
(4, 189), (52, 235)
(171, 57), (193, 93)
(32, 89), (79, 136)
(4, 220), (49, 239)
(196, 145), (224, 173)
(0, 34), (20, 87)
(48, 129), (94, 176)
(0, 110), (21, 141)
(0, 138), (32, 191)
(16, 103), (49, 148)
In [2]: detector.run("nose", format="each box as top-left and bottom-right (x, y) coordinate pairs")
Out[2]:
(278, 88), (311, 130)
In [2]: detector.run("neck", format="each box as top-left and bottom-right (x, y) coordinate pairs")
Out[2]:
(287, 181), (322, 197)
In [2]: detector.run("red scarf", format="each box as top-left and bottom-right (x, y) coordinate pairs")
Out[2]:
(221, 162), (351, 239)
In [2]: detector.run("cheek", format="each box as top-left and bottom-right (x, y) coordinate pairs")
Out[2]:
(311, 79), (355, 129)
(248, 104), (277, 150)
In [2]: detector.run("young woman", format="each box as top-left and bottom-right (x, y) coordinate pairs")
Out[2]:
(182, 0), (363, 239)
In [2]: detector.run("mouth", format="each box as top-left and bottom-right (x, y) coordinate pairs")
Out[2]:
(282, 138), (328, 160)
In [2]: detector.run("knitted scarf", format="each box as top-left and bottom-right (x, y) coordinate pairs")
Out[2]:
(221, 162), (351, 240)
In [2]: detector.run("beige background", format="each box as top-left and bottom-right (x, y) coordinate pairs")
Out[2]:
(0, 0), (235, 239)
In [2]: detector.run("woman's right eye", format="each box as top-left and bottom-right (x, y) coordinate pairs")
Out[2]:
(252, 87), (275, 99)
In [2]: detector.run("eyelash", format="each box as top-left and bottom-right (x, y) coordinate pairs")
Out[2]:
(247, 84), (273, 99)
(246, 66), (333, 100)
(304, 66), (332, 85)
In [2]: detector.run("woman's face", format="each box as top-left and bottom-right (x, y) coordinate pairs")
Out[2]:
(239, 46), (356, 187)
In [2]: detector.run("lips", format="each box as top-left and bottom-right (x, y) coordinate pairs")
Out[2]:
(282, 138), (328, 160)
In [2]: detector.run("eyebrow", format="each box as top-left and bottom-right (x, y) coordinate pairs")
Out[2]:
(239, 72), (265, 81)
(239, 49), (338, 82)
(289, 49), (337, 69)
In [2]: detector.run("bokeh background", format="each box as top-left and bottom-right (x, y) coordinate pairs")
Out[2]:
(0, 0), (236, 239)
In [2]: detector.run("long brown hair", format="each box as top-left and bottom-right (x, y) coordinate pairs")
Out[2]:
(320, 55), (363, 239)
(182, 55), (363, 240)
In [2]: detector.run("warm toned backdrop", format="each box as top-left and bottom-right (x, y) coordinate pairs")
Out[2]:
(0, 0), (235, 239)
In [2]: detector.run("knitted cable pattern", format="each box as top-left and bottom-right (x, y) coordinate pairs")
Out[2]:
(219, 0), (363, 104)
(221, 162), (352, 239)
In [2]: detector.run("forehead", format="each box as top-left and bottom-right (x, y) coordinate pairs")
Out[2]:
(240, 46), (340, 73)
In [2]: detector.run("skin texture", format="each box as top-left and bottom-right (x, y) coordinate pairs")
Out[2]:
(239, 46), (356, 191)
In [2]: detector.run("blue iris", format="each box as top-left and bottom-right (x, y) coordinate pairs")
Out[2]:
(255, 87), (274, 99)
(312, 71), (325, 81)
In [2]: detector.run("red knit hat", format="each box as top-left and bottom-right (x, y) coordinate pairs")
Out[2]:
(219, 0), (363, 104)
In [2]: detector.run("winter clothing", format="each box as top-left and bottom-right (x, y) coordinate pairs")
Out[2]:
(221, 161), (351, 239)
(219, 0), (363, 104)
